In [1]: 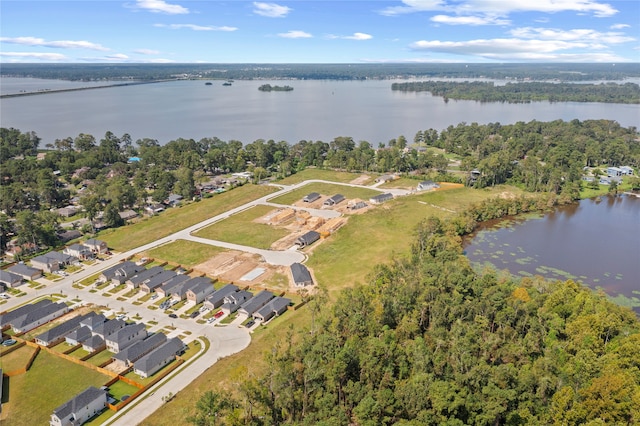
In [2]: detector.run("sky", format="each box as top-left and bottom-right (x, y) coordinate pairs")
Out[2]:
(1, 0), (638, 63)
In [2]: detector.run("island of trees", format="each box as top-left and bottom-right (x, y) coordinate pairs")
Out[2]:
(391, 81), (640, 104)
(258, 84), (293, 92)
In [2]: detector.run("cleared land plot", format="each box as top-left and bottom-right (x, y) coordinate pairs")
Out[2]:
(98, 184), (278, 251)
(143, 240), (226, 268)
(193, 205), (289, 249)
(277, 169), (370, 185)
(0, 350), (111, 425)
(268, 183), (379, 206)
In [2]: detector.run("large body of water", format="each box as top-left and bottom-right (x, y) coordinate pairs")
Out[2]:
(1, 77), (639, 146)
(464, 194), (640, 310)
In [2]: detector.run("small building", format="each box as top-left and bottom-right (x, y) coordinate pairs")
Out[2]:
(56, 206), (79, 218)
(30, 254), (61, 273)
(417, 180), (440, 191)
(64, 244), (93, 261)
(0, 270), (22, 288)
(112, 332), (167, 369)
(58, 230), (82, 243)
(296, 231), (320, 247)
(65, 326), (92, 346)
(620, 166), (634, 176)
(607, 166), (623, 177)
(155, 274), (191, 298)
(133, 337), (185, 378)
(91, 319), (126, 341)
(323, 194), (345, 206)
(35, 312), (97, 347)
(369, 193), (393, 205)
(105, 323), (147, 353)
(348, 201), (368, 211)
(145, 204), (165, 215)
(302, 192), (321, 203)
(290, 263), (313, 287)
(50, 386), (107, 426)
(118, 210), (138, 221)
(185, 279), (215, 305)
(126, 266), (165, 289)
(171, 277), (210, 302)
(253, 297), (291, 322)
(140, 270), (177, 293)
(82, 335), (106, 353)
(220, 290), (253, 315)
(375, 174), (396, 183)
(84, 238), (108, 254)
(106, 262), (144, 284)
(11, 302), (69, 334)
(0, 299), (52, 330)
(203, 284), (240, 310)
(238, 290), (274, 317)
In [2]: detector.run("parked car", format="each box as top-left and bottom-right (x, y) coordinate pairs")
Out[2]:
(168, 313), (178, 319)
(0, 293), (10, 299)
(207, 317), (216, 324)
(214, 311), (224, 319)
(2, 339), (17, 346)
(245, 320), (255, 328)
(190, 311), (200, 318)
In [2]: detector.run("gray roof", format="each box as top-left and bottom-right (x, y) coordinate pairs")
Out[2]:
(224, 290), (252, 306)
(82, 334), (105, 350)
(324, 194), (345, 204)
(113, 332), (167, 364)
(85, 238), (106, 246)
(290, 263), (313, 286)
(80, 314), (106, 330)
(52, 386), (106, 421)
(7, 263), (42, 278)
(297, 231), (320, 246)
(36, 311), (97, 344)
(255, 297), (291, 319)
(66, 326), (92, 344)
(176, 276), (212, 296)
(187, 280), (214, 296)
(370, 193), (393, 202)
(0, 270), (22, 285)
(92, 318), (126, 338)
(303, 192), (320, 202)
(141, 270), (177, 291)
(204, 284), (239, 308)
(133, 337), (184, 375)
(239, 290), (274, 316)
(158, 274), (191, 294)
(12, 302), (67, 331)
(0, 299), (52, 327)
(128, 266), (165, 285)
(106, 323), (146, 347)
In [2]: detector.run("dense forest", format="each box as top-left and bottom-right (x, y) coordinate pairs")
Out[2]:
(1, 119), (639, 255)
(185, 212), (640, 425)
(2, 63), (639, 82)
(391, 81), (640, 104)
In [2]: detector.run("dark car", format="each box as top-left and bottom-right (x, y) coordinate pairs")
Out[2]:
(168, 313), (178, 319)
(245, 320), (255, 328)
(190, 311), (200, 318)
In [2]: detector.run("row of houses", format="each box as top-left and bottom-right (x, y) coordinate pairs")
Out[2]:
(202, 284), (291, 323)
(0, 299), (69, 334)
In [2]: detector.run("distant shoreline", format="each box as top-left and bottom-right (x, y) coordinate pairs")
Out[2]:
(0, 79), (175, 98)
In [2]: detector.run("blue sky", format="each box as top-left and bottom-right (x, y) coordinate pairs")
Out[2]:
(1, 0), (638, 63)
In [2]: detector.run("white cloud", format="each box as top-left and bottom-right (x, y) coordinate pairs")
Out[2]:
(0, 52), (67, 61)
(380, 0), (617, 17)
(134, 49), (161, 55)
(431, 14), (510, 25)
(610, 23), (630, 29)
(0, 36), (109, 51)
(277, 30), (312, 38)
(133, 0), (189, 14)
(344, 33), (373, 40)
(105, 54), (130, 61)
(154, 23), (237, 31)
(511, 27), (635, 44)
(146, 58), (176, 63)
(253, 2), (291, 18)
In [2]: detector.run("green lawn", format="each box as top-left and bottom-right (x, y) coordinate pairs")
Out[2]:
(277, 168), (371, 185)
(108, 379), (140, 401)
(268, 183), (380, 205)
(144, 240), (226, 268)
(193, 205), (289, 249)
(0, 345), (37, 372)
(0, 350), (111, 425)
(85, 349), (115, 366)
(98, 184), (278, 251)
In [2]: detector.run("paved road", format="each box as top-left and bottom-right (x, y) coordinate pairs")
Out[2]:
(1, 178), (410, 424)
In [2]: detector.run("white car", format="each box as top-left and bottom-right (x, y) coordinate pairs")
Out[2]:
(0, 293), (9, 299)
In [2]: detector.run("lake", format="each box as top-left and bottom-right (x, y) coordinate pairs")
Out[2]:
(463, 194), (640, 311)
(1, 78), (639, 146)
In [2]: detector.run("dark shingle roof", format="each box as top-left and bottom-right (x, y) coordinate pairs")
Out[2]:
(66, 326), (92, 344)
(106, 323), (146, 347)
(52, 386), (106, 421)
(12, 302), (67, 331)
(133, 338), (184, 376)
(36, 312), (96, 344)
(0, 299), (52, 327)
(204, 284), (239, 307)
(290, 263), (313, 285)
(113, 333), (167, 364)
(239, 290), (274, 315)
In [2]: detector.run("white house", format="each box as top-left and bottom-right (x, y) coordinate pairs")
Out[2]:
(50, 386), (107, 426)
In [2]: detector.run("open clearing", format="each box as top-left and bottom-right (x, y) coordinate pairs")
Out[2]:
(277, 169), (373, 185)
(143, 240), (227, 268)
(268, 183), (380, 206)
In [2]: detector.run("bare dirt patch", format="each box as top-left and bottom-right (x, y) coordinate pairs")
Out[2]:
(349, 174), (372, 185)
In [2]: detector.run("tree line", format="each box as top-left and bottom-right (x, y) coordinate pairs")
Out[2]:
(185, 207), (640, 425)
(391, 81), (640, 104)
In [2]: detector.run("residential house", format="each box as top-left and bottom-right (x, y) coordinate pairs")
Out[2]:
(11, 302), (69, 334)
(253, 297), (291, 322)
(35, 312), (97, 347)
(0, 299), (52, 330)
(295, 231), (320, 248)
(155, 274), (191, 298)
(185, 279), (215, 305)
(105, 323), (147, 353)
(369, 193), (393, 205)
(417, 180), (440, 191)
(0, 270), (22, 288)
(170, 277), (208, 302)
(220, 290), (253, 315)
(302, 192), (321, 203)
(139, 270), (177, 293)
(80, 314), (106, 331)
(620, 166), (634, 176)
(30, 254), (61, 273)
(4, 242), (39, 260)
(607, 166), (623, 177)
(375, 174), (396, 183)
(203, 284), (239, 310)
(133, 337), (185, 378)
(145, 204), (165, 215)
(50, 386), (107, 426)
(323, 194), (345, 206)
(348, 201), (368, 211)
(56, 206), (79, 218)
(99, 261), (143, 284)
(166, 194), (183, 206)
(118, 210), (138, 221)
(112, 333), (167, 370)
(65, 326), (92, 346)
(92, 319), (126, 341)
(58, 230), (82, 243)
(64, 244), (93, 261)
(126, 266), (165, 289)
(238, 290), (274, 317)
(82, 335), (106, 353)
(84, 238), (108, 254)
(290, 263), (313, 287)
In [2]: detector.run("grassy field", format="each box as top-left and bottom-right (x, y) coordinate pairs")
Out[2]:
(0, 350), (111, 425)
(0, 345), (37, 372)
(143, 241), (226, 268)
(277, 168), (372, 185)
(269, 182), (380, 205)
(98, 184), (278, 252)
(193, 205), (290, 249)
